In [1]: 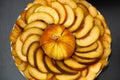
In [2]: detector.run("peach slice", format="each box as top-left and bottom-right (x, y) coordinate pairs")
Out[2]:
(21, 27), (43, 42)
(44, 56), (61, 74)
(64, 58), (87, 70)
(75, 15), (94, 38)
(76, 42), (98, 52)
(69, 7), (84, 32)
(27, 42), (40, 67)
(35, 48), (48, 73)
(51, 1), (66, 24)
(27, 12), (54, 24)
(76, 26), (100, 47)
(22, 35), (40, 56)
(55, 61), (77, 74)
(15, 36), (27, 62)
(28, 65), (47, 79)
(35, 6), (59, 24)
(24, 21), (47, 30)
(63, 5), (75, 28)
(55, 72), (81, 80)
(75, 41), (103, 59)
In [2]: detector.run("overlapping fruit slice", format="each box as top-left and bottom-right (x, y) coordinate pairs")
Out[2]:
(10, 0), (112, 80)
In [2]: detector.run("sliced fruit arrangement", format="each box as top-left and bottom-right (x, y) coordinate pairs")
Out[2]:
(10, 0), (112, 80)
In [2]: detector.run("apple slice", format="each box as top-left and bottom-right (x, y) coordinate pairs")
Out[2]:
(76, 0), (90, 8)
(35, 6), (59, 24)
(16, 18), (27, 28)
(78, 4), (89, 17)
(35, 48), (48, 73)
(15, 36), (27, 62)
(17, 62), (27, 71)
(76, 26), (100, 47)
(55, 71), (81, 80)
(76, 42), (98, 52)
(21, 27), (43, 42)
(26, 4), (41, 20)
(23, 65), (34, 79)
(64, 58), (87, 70)
(55, 61), (78, 75)
(24, 21), (47, 30)
(63, 5), (75, 28)
(68, 7), (84, 32)
(27, 42), (40, 67)
(22, 35), (40, 56)
(33, 0), (47, 5)
(89, 6), (98, 17)
(28, 65), (47, 79)
(75, 41), (103, 59)
(58, 0), (77, 9)
(51, 1), (66, 24)
(75, 15), (94, 38)
(44, 56), (61, 74)
(72, 55), (97, 64)
(27, 12), (54, 24)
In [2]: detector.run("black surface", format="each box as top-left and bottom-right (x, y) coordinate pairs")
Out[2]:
(0, 0), (120, 80)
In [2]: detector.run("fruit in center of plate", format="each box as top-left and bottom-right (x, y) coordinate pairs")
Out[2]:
(40, 25), (75, 60)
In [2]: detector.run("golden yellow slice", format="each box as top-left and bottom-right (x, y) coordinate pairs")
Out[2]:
(28, 65), (47, 79)
(22, 35), (40, 56)
(35, 6), (59, 24)
(55, 72), (81, 80)
(51, 1), (66, 24)
(55, 61), (78, 74)
(76, 42), (98, 52)
(26, 4), (40, 20)
(72, 55), (97, 64)
(69, 7), (84, 32)
(33, 0), (47, 5)
(27, 42), (40, 67)
(44, 56), (61, 74)
(15, 37), (27, 62)
(27, 12), (54, 24)
(21, 27), (43, 42)
(58, 0), (77, 9)
(64, 58), (87, 70)
(35, 48), (48, 73)
(76, 26), (100, 47)
(24, 21), (47, 30)
(16, 18), (27, 28)
(75, 15), (94, 38)
(75, 41), (103, 59)
(88, 6), (98, 17)
(63, 5), (75, 28)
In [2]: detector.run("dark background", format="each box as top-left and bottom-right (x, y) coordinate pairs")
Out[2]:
(0, 0), (120, 80)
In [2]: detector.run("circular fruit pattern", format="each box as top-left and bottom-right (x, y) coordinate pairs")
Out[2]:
(10, 0), (112, 80)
